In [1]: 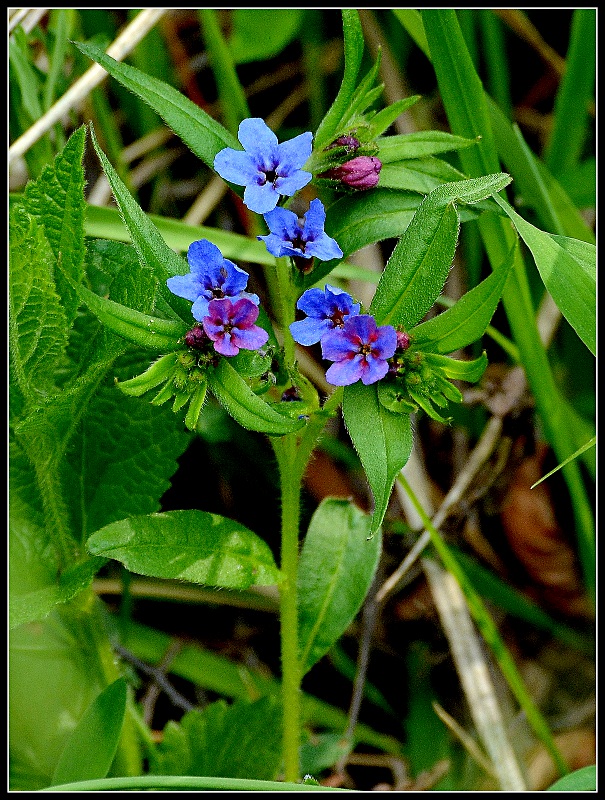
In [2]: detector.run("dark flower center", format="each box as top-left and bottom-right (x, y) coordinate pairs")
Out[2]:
(263, 168), (278, 185)
(330, 309), (347, 327)
(359, 343), (372, 356)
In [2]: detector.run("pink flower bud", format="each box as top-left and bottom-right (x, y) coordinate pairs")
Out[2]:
(396, 330), (411, 351)
(327, 135), (361, 153)
(327, 156), (382, 190)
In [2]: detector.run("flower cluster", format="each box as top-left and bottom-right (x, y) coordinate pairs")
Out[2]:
(290, 285), (398, 387)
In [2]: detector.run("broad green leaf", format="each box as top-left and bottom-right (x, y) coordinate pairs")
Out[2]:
(86, 510), (282, 589)
(412, 240), (516, 353)
(342, 383), (413, 533)
(77, 284), (187, 352)
(153, 697), (282, 780)
(298, 499), (381, 674)
(314, 10), (365, 150)
(546, 765), (596, 792)
(208, 359), (305, 435)
(9, 205), (68, 409)
(51, 678), (127, 786)
(75, 42), (239, 169)
(22, 126), (87, 326)
(377, 131), (479, 162)
(9, 557), (106, 630)
(370, 174), (511, 329)
(493, 195), (595, 355)
(228, 9), (304, 64)
(89, 125), (192, 323)
(378, 157), (468, 194)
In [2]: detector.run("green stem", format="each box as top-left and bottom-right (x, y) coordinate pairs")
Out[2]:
(397, 472), (569, 778)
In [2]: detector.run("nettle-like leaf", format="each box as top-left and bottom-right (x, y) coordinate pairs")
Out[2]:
(22, 125), (86, 327)
(86, 510), (282, 589)
(298, 499), (381, 674)
(370, 173), (512, 328)
(9, 205), (69, 411)
(493, 195), (595, 355)
(50, 678), (127, 786)
(152, 696), (283, 780)
(75, 42), (239, 170)
(342, 384), (414, 534)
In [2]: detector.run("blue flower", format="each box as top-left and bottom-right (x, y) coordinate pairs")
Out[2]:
(321, 314), (397, 386)
(202, 298), (269, 357)
(166, 239), (259, 322)
(214, 118), (313, 214)
(289, 285), (360, 346)
(258, 198), (343, 261)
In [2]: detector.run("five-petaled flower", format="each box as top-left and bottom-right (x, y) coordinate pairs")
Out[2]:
(321, 314), (397, 386)
(214, 118), (313, 214)
(258, 198), (343, 262)
(289, 285), (360, 346)
(166, 239), (259, 322)
(202, 298), (269, 357)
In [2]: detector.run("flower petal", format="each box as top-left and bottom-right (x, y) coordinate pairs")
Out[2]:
(238, 118), (279, 169)
(303, 198), (327, 234)
(321, 328), (356, 362)
(213, 148), (259, 185)
(232, 325), (269, 352)
(263, 206), (300, 240)
(275, 169), (313, 197)
(191, 295), (211, 322)
(276, 131), (313, 172)
(290, 317), (330, 346)
(359, 356), (390, 385)
(212, 333), (240, 357)
(187, 238), (225, 272)
(325, 355), (364, 386)
(305, 232), (343, 261)
(166, 273), (202, 302)
(221, 262), (251, 296)
(243, 181), (280, 214)
(257, 232), (290, 258)
(230, 298), (260, 327)
(296, 287), (332, 317)
(373, 325), (398, 359)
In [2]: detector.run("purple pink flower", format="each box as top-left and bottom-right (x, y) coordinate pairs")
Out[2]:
(289, 285), (360, 346)
(214, 118), (313, 214)
(321, 314), (397, 386)
(202, 298), (268, 357)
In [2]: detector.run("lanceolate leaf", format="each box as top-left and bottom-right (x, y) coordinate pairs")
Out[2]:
(50, 678), (127, 786)
(208, 359), (305, 436)
(377, 131), (479, 162)
(298, 499), (381, 675)
(86, 510), (282, 589)
(75, 42), (239, 169)
(370, 174), (511, 329)
(412, 239), (516, 353)
(89, 125), (192, 324)
(22, 126), (86, 327)
(424, 352), (488, 383)
(493, 195), (595, 355)
(342, 382), (413, 534)
(78, 284), (187, 352)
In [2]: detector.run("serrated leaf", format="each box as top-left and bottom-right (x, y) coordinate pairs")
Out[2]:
(208, 359), (305, 435)
(342, 383), (413, 533)
(89, 125), (193, 324)
(314, 10), (365, 150)
(412, 240), (516, 353)
(86, 510), (282, 589)
(50, 678), (127, 786)
(75, 42), (239, 169)
(370, 174), (511, 329)
(298, 499), (381, 674)
(152, 697), (282, 780)
(22, 126), (87, 326)
(493, 195), (595, 355)
(9, 205), (68, 409)
(377, 131), (479, 162)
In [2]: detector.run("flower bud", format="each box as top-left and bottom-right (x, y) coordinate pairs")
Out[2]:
(396, 330), (411, 351)
(184, 324), (208, 349)
(327, 134), (361, 153)
(327, 156), (382, 190)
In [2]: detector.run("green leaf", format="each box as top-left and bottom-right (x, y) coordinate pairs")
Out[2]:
(377, 131), (479, 162)
(9, 557), (106, 630)
(153, 697), (283, 780)
(342, 383), (413, 533)
(208, 359), (305, 435)
(366, 95), (421, 138)
(314, 10), (365, 150)
(51, 678), (127, 786)
(228, 9), (304, 64)
(412, 240), (516, 353)
(88, 125), (192, 323)
(298, 499), (381, 675)
(378, 157), (468, 194)
(77, 284), (187, 352)
(74, 41), (239, 169)
(530, 436), (596, 490)
(370, 174), (511, 329)
(22, 126), (87, 327)
(86, 510), (282, 589)
(9, 205), (68, 410)
(546, 765), (596, 792)
(493, 195), (595, 355)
